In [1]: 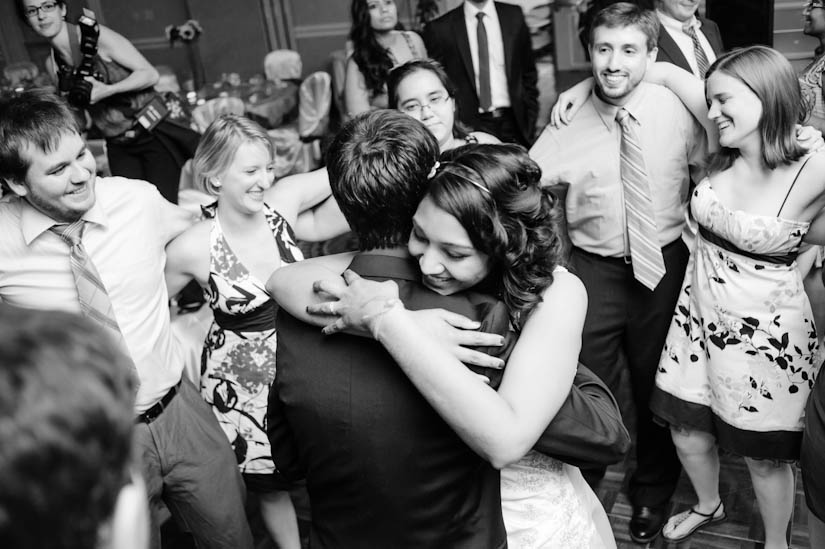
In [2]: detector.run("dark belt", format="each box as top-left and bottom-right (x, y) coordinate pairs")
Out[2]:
(478, 107), (512, 119)
(573, 238), (684, 264)
(136, 382), (179, 424)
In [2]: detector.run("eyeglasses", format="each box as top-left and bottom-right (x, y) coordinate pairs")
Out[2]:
(806, 1), (825, 13)
(400, 94), (450, 115)
(24, 1), (59, 18)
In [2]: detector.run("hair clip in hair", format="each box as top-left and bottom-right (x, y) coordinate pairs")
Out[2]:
(427, 161), (440, 180)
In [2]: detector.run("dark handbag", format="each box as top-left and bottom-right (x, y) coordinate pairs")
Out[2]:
(532, 362), (631, 469)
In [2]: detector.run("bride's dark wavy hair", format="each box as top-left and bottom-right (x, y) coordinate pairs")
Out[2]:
(349, 0), (398, 97)
(427, 144), (567, 329)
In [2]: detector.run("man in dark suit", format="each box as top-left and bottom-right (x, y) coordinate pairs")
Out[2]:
(654, 0), (724, 76)
(423, 0), (539, 147)
(266, 110), (512, 548)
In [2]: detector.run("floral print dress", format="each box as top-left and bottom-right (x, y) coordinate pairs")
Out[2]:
(651, 178), (820, 460)
(200, 202), (303, 475)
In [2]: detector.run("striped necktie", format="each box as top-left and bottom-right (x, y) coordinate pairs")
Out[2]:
(616, 108), (666, 291)
(476, 12), (493, 112)
(683, 23), (710, 78)
(50, 220), (137, 376)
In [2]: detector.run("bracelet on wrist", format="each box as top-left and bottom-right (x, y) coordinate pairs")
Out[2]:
(365, 297), (403, 340)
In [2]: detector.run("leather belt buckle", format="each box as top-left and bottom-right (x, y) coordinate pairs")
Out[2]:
(136, 383), (178, 424)
(481, 108), (506, 119)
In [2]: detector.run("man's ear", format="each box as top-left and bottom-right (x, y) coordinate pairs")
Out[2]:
(3, 178), (28, 198)
(646, 46), (659, 66)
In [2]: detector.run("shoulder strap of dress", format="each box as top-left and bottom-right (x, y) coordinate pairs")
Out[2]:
(777, 152), (818, 217)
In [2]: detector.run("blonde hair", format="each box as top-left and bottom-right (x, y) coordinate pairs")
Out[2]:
(191, 114), (274, 196)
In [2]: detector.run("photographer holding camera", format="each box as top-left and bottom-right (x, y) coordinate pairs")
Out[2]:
(16, 0), (199, 205)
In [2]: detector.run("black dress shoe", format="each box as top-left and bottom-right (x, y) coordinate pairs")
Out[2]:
(629, 505), (665, 543)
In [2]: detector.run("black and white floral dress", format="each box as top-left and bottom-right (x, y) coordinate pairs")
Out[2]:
(651, 178), (820, 460)
(200, 202), (303, 476)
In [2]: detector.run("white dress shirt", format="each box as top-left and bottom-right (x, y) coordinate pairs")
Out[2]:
(657, 10), (718, 78)
(0, 177), (185, 413)
(464, 0), (511, 110)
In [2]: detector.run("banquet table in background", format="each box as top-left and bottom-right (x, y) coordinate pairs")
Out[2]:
(198, 79), (299, 130)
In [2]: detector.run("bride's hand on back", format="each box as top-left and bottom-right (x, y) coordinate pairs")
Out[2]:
(408, 309), (505, 370)
(308, 271), (505, 369)
(308, 270), (402, 337)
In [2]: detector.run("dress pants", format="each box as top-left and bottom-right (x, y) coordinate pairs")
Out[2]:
(134, 378), (254, 549)
(571, 239), (688, 508)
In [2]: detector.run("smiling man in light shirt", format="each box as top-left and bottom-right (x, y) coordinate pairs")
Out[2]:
(529, 3), (707, 543)
(0, 90), (253, 549)
(654, 0), (724, 77)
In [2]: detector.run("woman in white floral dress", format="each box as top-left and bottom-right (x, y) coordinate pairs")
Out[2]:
(650, 47), (825, 548)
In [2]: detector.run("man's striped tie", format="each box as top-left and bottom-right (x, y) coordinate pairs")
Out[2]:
(50, 220), (138, 379)
(683, 23), (710, 78)
(616, 108), (666, 291)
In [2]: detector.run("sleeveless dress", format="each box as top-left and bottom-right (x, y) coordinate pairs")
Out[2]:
(651, 174), (821, 460)
(200, 202), (303, 479)
(500, 269), (615, 549)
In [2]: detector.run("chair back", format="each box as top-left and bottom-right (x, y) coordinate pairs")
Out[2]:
(264, 50), (302, 83)
(298, 71), (332, 139)
(191, 96), (245, 133)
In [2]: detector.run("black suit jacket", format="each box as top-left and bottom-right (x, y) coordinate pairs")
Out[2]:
(423, 2), (539, 145)
(656, 16), (724, 73)
(267, 254), (512, 549)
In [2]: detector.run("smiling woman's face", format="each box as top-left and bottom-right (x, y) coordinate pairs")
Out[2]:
(407, 195), (491, 296)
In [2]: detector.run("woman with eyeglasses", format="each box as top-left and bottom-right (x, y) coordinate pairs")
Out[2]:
(344, 0), (427, 119)
(387, 59), (500, 150)
(296, 59), (500, 256)
(15, 0), (199, 205)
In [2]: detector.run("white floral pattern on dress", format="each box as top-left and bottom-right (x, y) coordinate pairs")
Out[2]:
(656, 180), (819, 440)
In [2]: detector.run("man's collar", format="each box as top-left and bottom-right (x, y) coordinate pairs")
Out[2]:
(21, 195), (108, 246)
(348, 253), (420, 282)
(590, 83), (649, 130)
(464, 0), (495, 20)
(656, 9), (700, 32)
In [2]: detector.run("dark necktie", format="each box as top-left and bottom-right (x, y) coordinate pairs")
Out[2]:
(476, 12), (492, 112)
(50, 220), (138, 377)
(616, 108), (666, 291)
(683, 23), (710, 78)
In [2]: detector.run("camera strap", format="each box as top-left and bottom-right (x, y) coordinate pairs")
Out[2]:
(53, 16), (99, 92)
(74, 10), (100, 79)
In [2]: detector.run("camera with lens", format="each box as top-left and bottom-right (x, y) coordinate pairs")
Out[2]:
(63, 13), (101, 108)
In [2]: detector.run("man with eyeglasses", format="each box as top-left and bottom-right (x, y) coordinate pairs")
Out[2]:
(423, 0), (539, 146)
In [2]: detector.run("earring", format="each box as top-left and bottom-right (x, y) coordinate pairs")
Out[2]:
(207, 178), (221, 194)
